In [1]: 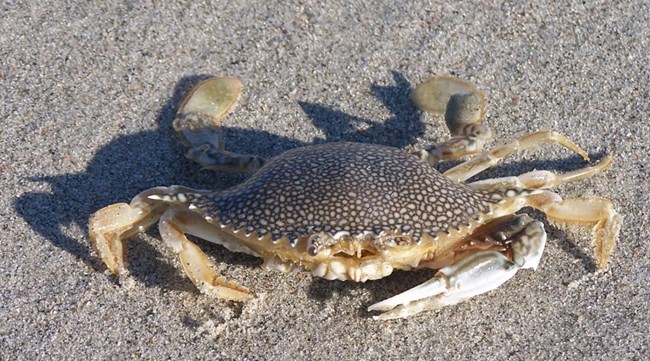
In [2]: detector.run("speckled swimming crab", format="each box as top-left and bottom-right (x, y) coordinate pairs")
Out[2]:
(89, 76), (619, 319)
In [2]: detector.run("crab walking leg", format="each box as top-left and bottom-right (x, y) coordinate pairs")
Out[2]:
(468, 155), (613, 190)
(525, 191), (620, 269)
(158, 209), (252, 301)
(173, 77), (265, 173)
(89, 186), (209, 276)
(443, 131), (590, 183)
(369, 220), (547, 320)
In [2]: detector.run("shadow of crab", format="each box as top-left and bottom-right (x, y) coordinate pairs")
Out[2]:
(13, 71), (421, 290)
(14, 71), (600, 308)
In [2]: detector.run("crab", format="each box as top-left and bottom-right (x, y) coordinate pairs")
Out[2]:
(89, 75), (620, 320)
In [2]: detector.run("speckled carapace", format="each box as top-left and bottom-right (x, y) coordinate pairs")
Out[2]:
(196, 142), (505, 242)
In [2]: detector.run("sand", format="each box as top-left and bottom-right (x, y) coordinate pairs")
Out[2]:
(1, 1), (648, 359)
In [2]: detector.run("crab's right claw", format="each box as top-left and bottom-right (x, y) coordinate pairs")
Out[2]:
(369, 220), (547, 320)
(368, 250), (520, 320)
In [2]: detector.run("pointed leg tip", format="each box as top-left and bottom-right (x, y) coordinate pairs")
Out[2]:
(221, 289), (254, 302)
(197, 275), (254, 302)
(596, 258), (610, 271)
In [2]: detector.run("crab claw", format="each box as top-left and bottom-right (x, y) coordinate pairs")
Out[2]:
(368, 250), (520, 320)
(369, 220), (547, 320)
(367, 276), (449, 315)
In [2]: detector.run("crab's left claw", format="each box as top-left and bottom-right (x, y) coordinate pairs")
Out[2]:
(369, 220), (547, 320)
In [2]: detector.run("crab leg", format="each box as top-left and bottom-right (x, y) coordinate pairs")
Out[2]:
(369, 218), (547, 320)
(89, 185), (252, 300)
(89, 186), (185, 275)
(173, 77), (265, 173)
(443, 130), (590, 183)
(88, 186), (205, 275)
(467, 155), (613, 190)
(159, 209), (252, 301)
(524, 191), (620, 269)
